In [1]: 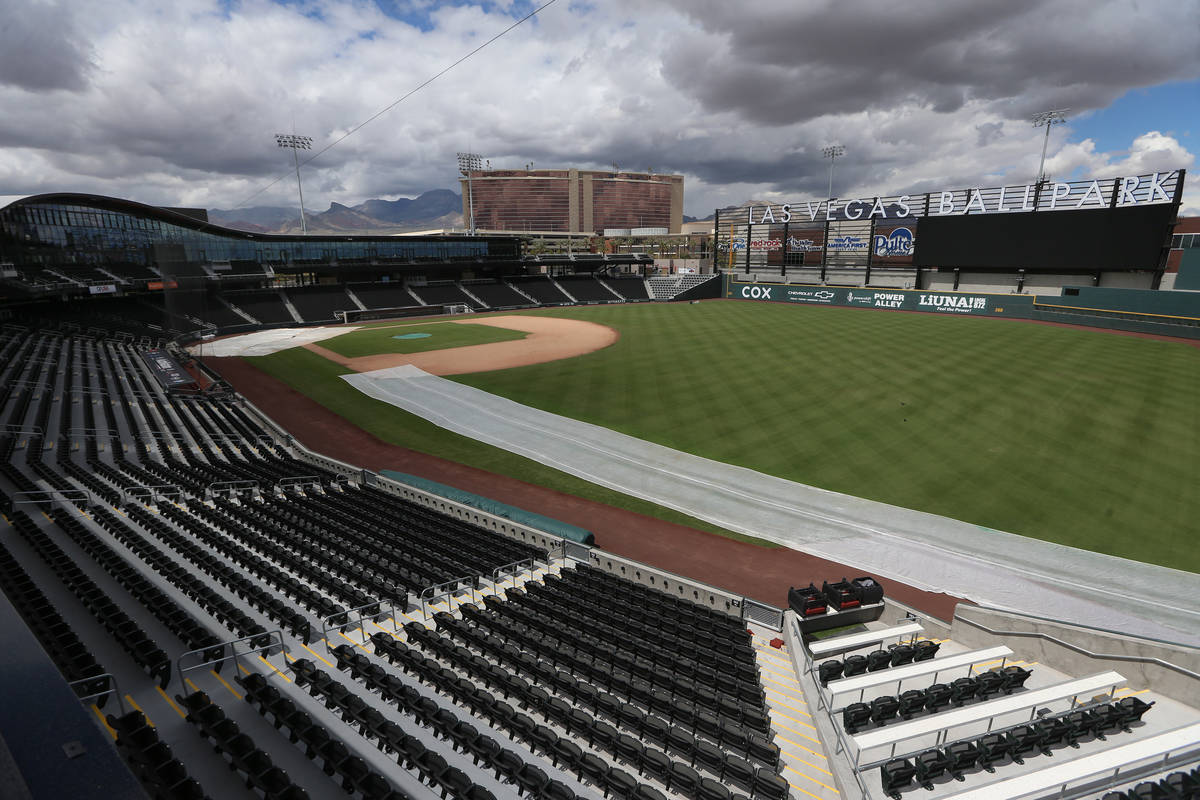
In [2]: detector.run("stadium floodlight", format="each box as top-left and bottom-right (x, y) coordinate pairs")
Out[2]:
(275, 134), (313, 234)
(457, 152), (483, 235)
(1032, 109), (1069, 184)
(822, 144), (845, 198)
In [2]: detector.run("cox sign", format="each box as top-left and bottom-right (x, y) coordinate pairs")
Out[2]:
(740, 286), (774, 300)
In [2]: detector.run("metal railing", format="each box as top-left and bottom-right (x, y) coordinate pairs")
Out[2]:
(954, 611), (1200, 684)
(274, 476), (324, 494)
(205, 479), (258, 500)
(741, 597), (784, 631)
(419, 576), (479, 620)
(321, 599), (401, 654)
(68, 672), (126, 715)
(11, 488), (92, 509)
(120, 484), (183, 506)
(492, 557), (537, 590)
(789, 613), (872, 799)
(176, 629), (289, 691)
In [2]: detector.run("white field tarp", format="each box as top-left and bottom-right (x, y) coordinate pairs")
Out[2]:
(342, 365), (1200, 646)
(187, 326), (358, 357)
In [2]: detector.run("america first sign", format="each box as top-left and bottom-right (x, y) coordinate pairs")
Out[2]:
(737, 170), (1182, 226)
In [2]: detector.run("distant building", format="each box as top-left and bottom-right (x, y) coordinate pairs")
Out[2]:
(460, 169), (683, 235)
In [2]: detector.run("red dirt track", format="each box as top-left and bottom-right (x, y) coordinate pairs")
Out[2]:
(208, 354), (964, 621)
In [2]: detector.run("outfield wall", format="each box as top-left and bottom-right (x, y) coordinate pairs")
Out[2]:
(723, 276), (1200, 338)
(724, 277), (1035, 318)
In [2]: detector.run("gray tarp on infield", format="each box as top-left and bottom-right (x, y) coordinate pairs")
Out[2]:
(342, 365), (1200, 646)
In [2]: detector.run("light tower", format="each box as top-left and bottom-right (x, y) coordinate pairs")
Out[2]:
(821, 144), (845, 198)
(457, 152), (483, 235)
(1031, 109), (1069, 184)
(275, 133), (313, 234)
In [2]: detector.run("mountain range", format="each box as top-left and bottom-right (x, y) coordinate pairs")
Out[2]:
(208, 189), (463, 234)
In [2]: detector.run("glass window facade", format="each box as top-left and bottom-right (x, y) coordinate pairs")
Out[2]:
(0, 195), (513, 271)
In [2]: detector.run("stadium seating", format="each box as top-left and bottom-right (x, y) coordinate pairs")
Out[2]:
(347, 282), (420, 309)
(508, 276), (572, 305)
(599, 276), (651, 300)
(282, 286), (355, 322)
(406, 282), (481, 309)
(1, 316), (1192, 800)
(462, 281), (535, 308)
(553, 275), (622, 302)
(223, 290), (295, 324)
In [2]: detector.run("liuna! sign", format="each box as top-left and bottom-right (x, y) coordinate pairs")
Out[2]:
(727, 280), (1035, 318)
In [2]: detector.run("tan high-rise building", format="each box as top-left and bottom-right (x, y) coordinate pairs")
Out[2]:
(460, 168), (683, 234)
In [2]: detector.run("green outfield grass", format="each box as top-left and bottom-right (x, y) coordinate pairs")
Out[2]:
(249, 302), (1200, 572)
(319, 321), (526, 357)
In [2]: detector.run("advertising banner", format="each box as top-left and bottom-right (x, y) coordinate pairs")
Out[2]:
(726, 279), (1034, 318)
(146, 280), (179, 291)
(140, 349), (195, 388)
(87, 284), (117, 295)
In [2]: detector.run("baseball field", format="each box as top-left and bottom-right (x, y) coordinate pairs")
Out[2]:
(244, 300), (1200, 573)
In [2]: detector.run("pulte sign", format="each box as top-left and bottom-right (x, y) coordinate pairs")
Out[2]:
(733, 170), (1182, 225)
(728, 279), (1036, 318)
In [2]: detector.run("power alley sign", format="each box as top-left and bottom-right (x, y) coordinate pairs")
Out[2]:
(728, 280), (1032, 318)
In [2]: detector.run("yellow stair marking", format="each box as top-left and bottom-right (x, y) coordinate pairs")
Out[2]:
(124, 694), (153, 727)
(758, 662), (801, 683)
(764, 683), (809, 703)
(785, 780), (828, 800)
(156, 686), (187, 719)
(768, 715), (822, 742)
(300, 642), (336, 669)
(259, 655), (292, 682)
(92, 704), (117, 739)
(339, 631), (372, 653)
(185, 678), (201, 694)
(773, 733), (830, 764)
(210, 669), (242, 700)
(768, 704), (816, 727)
(785, 763), (840, 794)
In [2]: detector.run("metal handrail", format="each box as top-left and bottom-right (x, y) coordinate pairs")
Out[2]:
(12, 488), (92, 508)
(68, 673), (126, 715)
(953, 612), (1200, 683)
(789, 614), (872, 799)
(120, 485), (182, 506)
(176, 629), (288, 691)
(491, 557), (536, 590)
(320, 599), (401, 654)
(419, 576), (479, 620)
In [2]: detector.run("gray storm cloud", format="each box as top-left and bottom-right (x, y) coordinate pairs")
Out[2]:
(0, 0), (1195, 215)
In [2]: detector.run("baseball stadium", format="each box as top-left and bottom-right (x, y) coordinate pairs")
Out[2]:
(0, 171), (1197, 800)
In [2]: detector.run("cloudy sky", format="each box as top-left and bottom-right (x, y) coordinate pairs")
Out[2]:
(1, 0), (1197, 217)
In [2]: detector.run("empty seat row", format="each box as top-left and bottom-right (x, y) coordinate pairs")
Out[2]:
(395, 613), (788, 800)
(7, 507), (173, 686)
(235, 673), (419, 800)
(1103, 765), (1200, 800)
(0, 534), (110, 701)
(176, 690), (310, 800)
(817, 639), (941, 685)
(289, 658), (504, 799)
(107, 709), (210, 800)
(879, 696), (1154, 798)
(465, 598), (771, 751)
(842, 666), (1033, 733)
